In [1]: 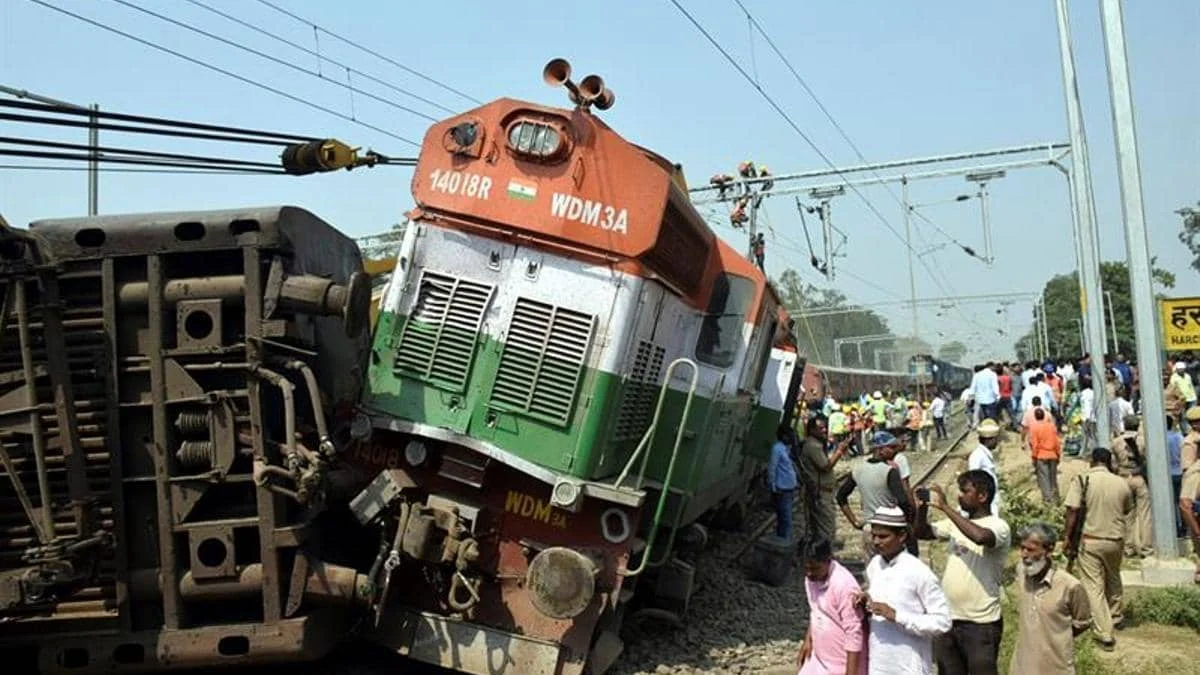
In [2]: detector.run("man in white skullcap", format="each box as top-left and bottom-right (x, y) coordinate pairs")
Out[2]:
(859, 506), (951, 675)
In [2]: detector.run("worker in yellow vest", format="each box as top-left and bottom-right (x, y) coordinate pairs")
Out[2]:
(829, 404), (850, 450)
(870, 391), (888, 426)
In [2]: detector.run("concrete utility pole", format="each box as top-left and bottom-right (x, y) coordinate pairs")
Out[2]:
(1105, 290), (1120, 353)
(1098, 0), (1178, 564)
(0, 85), (98, 214)
(1053, 0), (1111, 442)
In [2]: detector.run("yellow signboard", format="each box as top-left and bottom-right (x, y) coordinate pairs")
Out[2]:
(1160, 297), (1200, 351)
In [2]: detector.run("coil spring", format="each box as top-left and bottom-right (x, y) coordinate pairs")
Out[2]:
(174, 411), (210, 435)
(176, 440), (215, 471)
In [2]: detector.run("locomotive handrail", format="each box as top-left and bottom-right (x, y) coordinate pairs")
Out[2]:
(617, 357), (698, 577)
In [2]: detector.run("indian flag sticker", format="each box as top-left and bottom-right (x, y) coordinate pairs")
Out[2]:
(507, 179), (537, 201)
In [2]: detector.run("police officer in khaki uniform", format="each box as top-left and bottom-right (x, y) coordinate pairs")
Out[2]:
(1180, 407), (1200, 583)
(1113, 415), (1153, 558)
(1180, 450), (1200, 584)
(1063, 447), (1132, 650)
(1182, 407), (1200, 471)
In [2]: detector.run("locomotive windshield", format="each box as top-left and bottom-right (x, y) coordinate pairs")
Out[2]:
(695, 272), (756, 367)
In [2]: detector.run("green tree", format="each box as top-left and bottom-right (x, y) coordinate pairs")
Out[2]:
(775, 269), (897, 368)
(1014, 259), (1175, 359)
(938, 340), (968, 363)
(1177, 204), (1200, 272)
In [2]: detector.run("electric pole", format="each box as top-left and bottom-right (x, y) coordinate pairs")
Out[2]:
(1098, 0), (1177, 562)
(1054, 0), (1111, 441)
(0, 85), (98, 214)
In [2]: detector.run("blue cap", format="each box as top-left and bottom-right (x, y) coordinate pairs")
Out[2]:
(871, 431), (899, 448)
(1043, 362), (1056, 374)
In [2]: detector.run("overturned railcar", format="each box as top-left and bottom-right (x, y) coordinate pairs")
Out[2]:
(0, 208), (372, 672)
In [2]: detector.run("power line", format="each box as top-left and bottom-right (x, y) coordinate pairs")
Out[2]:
(0, 98), (316, 145)
(665, 0), (960, 307)
(0, 163), (279, 175)
(182, 0), (457, 116)
(729, 0), (984, 280)
(0, 148), (287, 174)
(0, 96), (314, 141)
(103, 0), (439, 123)
(0, 135), (282, 169)
(26, 0), (421, 147)
(254, 0), (482, 106)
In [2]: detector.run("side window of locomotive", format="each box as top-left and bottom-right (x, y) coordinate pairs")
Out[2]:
(695, 273), (755, 368)
(747, 317), (778, 390)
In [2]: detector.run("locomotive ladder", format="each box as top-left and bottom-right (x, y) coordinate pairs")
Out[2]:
(612, 357), (698, 577)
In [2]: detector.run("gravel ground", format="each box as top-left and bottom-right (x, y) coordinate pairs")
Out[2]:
(611, 412), (972, 675)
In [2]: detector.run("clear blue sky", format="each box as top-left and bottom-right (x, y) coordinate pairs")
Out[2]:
(1, 0), (1196, 362)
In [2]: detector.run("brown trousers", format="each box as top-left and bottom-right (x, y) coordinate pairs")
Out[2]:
(1124, 475), (1153, 557)
(1077, 538), (1124, 641)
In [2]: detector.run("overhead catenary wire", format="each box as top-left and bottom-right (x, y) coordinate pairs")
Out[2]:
(730, 0), (976, 257)
(26, 0), (421, 147)
(101, 0), (440, 124)
(729, 0), (990, 335)
(665, 0), (962, 311)
(0, 109), (316, 148)
(0, 163), (282, 175)
(0, 97), (316, 144)
(0, 135), (282, 168)
(0, 148), (287, 174)
(181, 0), (458, 116)
(254, 0), (482, 106)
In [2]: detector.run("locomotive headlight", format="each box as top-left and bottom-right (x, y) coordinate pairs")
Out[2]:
(404, 440), (428, 466)
(349, 412), (372, 441)
(526, 547), (598, 620)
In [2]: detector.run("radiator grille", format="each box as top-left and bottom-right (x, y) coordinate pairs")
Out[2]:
(613, 341), (666, 441)
(491, 298), (594, 425)
(394, 271), (494, 392)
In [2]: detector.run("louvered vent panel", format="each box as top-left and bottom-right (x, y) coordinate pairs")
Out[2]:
(614, 341), (666, 441)
(491, 298), (594, 425)
(394, 271), (494, 392)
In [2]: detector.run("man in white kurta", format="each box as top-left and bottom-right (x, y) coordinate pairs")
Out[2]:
(862, 506), (952, 674)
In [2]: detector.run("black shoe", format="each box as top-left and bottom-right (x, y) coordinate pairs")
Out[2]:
(1097, 638), (1116, 651)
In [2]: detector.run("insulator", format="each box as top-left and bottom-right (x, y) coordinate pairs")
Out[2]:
(176, 440), (214, 471)
(174, 411), (210, 436)
(281, 139), (359, 175)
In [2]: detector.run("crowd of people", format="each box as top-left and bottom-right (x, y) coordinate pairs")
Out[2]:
(769, 350), (1200, 675)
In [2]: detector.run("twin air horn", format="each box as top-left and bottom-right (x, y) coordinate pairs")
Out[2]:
(543, 58), (615, 111)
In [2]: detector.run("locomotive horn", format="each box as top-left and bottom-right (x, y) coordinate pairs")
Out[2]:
(578, 74), (605, 102)
(593, 87), (616, 111)
(578, 74), (615, 111)
(543, 58), (581, 104)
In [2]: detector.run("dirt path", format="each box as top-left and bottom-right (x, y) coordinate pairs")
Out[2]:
(613, 412), (973, 674)
(987, 429), (1200, 674)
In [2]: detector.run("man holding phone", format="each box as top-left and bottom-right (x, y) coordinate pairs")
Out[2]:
(915, 471), (1011, 675)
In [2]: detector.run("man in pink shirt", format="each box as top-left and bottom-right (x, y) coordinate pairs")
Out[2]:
(798, 538), (866, 675)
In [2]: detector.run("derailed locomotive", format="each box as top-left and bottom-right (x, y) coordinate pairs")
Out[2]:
(0, 59), (803, 674)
